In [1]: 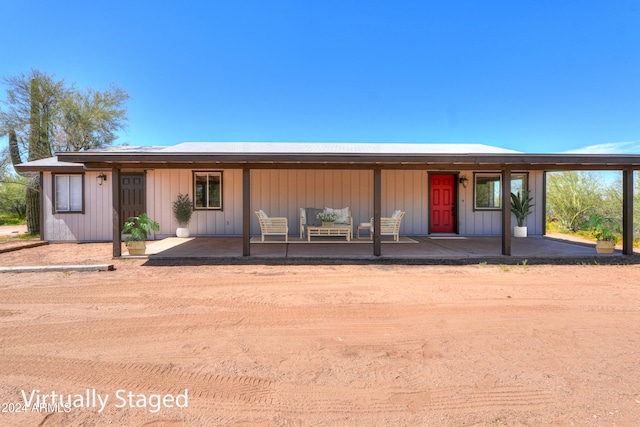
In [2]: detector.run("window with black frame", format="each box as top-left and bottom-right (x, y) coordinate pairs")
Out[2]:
(474, 173), (528, 210)
(193, 171), (222, 209)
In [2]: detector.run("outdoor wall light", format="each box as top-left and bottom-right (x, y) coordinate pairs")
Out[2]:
(458, 175), (469, 188)
(97, 173), (107, 185)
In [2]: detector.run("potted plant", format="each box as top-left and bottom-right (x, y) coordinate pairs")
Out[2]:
(510, 190), (534, 237)
(587, 213), (620, 254)
(122, 213), (160, 255)
(316, 211), (338, 227)
(172, 193), (193, 238)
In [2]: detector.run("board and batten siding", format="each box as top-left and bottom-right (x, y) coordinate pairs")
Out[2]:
(42, 171), (113, 241)
(249, 169), (430, 236)
(457, 170), (545, 236)
(149, 169), (244, 238)
(251, 169), (543, 237)
(382, 170), (430, 236)
(251, 169), (374, 235)
(41, 168), (546, 241)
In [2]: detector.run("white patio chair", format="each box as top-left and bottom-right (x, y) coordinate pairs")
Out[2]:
(370, 210), (405, 241)
(255, 210), (288, 241)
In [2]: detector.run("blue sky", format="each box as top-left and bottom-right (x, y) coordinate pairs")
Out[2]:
(1, 0), (639, 154)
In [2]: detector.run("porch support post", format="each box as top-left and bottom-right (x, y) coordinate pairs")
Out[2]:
(112, 167), (121, 258)
(622, 167), (634, 255)
(39, 172), (44, 240)
(502, 167), (512, 256)
(242, 167), (251, 257)
(542, 171), (547, 236)
(373, 167), (382, 256)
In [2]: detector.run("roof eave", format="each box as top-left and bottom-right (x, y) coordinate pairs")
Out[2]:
(56, 151), (640, 169)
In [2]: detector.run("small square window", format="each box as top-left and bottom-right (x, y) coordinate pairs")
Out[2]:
(475, 174), (502, 209)
(474, 173), (528, 210)
(194, 171), (222, 209)
(54, 174), (84, 213)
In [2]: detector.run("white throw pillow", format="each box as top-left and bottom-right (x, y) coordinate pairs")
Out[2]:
(259, 209), (268, 218)
(326, 207), (349, 223)
(391, 210), (402, 218)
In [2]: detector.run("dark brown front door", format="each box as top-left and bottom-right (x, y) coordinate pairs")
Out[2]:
(430, 174), (456, 233)
(121, 174), (145, 229)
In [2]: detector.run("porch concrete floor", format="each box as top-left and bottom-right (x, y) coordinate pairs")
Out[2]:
(138, 235), (640, 264)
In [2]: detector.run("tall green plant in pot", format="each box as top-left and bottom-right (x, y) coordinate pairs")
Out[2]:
(122, 213), (160, 255)
(510, 190), (534, 237)
(172, 193), (193, 238)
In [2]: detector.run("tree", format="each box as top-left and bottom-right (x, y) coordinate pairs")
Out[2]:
(0, 176), (26, 221)
(587, 172), (640, 239)
(0, 145), (26, 221)
(55, 84), (129, 152)
(601, 174), (623, 225)
(0, 69), (129, 234)
(0, 71), (64, 233)
(546, 171), (605, 231)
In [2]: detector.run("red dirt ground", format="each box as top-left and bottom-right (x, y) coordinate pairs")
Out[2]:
(1, 242), (640, 426)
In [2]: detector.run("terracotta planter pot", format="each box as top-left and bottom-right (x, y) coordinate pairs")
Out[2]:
(126, 240), (147, 255)
(595, 240), (615, 254)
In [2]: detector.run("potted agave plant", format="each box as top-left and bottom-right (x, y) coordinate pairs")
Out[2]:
(122, 213), (160, 255)
(510, 190), (534, 237)
(172, 193), (193, 238)
(588, 213), (620, 254)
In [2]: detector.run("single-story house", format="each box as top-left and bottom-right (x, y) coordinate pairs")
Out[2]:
(14, 142), (640, 258)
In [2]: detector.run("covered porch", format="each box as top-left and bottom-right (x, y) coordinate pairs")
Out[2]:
(50, 143), (639, 259)
(132, 234), (640, 264)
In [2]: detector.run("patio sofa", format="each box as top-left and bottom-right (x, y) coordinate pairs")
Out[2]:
(299, 207), (352, 239)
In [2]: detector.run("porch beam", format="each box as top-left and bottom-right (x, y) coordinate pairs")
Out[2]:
(622, 167), (634, 255)
(112, 167), (121, 257)
(72, 162), (640, 173)
(242, 167), (251, 257)
(59, 152), (640, 169)
(373, 168), (382, 256)
(502, 167), (512, 256)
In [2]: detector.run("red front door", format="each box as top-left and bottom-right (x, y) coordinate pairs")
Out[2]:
(430, 174), (456, 233)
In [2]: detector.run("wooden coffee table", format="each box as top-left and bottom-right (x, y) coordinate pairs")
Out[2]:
(307, 225), (352, 241)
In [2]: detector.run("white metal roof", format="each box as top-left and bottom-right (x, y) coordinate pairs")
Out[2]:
(14, 156), (84, 169)
(160, 142), (521, 155)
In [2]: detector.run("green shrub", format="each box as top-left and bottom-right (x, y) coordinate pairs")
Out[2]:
(122, 213), (160, 243)
(172, 193), (193, 227)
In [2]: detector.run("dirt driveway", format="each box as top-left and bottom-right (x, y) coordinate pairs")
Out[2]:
(1, 243), (640, 426)
(0, 225), (27, 237)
